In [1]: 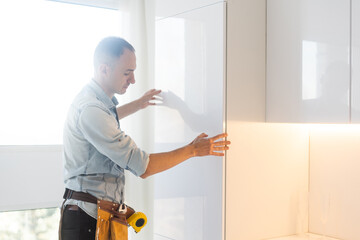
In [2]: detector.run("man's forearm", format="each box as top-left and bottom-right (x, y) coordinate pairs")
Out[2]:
(116, 100), (140, 120)
(116, 89), (162, 120)
(140, 145), (194, 179)
(140, 133), (229, 179)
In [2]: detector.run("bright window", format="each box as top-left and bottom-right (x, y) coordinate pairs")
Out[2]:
(0, 1), (122, 238)
(0, 208), (59, 240)
(0, 0), (122, 145)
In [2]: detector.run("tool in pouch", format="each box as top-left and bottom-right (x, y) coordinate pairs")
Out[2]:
(96, 199), (147, 240)
(118, 203), (147, 233)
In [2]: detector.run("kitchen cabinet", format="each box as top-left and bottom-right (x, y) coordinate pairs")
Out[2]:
(352, 0), (360, 122)
(155, 0), (221, 19)
(153, 2), (225, 240)
(153, 0), (268, 239)
(152, 0), (360, 239)
(266, 0), (351, 123)
(153, 0), (320, 239)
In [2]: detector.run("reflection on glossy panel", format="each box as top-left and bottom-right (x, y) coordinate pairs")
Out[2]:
(154, 3), (224, 240)
(267, 0), (350, 123)
(154, 197), (204, 240)
(154, 14), (223, 142)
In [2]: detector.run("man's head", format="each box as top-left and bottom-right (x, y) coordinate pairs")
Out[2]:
(93, 37), (136, 97)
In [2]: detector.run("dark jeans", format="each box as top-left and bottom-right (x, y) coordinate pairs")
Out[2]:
(60, 205), (97, 240)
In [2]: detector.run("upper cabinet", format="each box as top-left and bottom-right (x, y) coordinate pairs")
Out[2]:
(352, 0), (360, 122)
(266, 0), (351, 123)
(155, 0), (222, 19)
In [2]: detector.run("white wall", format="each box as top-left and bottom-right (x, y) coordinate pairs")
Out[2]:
(226, 122), (360, 240)
(226, 123), (309, 240)
(309, 125), (360, 240)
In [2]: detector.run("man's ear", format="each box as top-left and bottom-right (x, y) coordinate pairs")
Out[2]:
(98, 63), (109, 77)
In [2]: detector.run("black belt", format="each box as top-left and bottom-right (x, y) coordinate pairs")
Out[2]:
(63, 188), (97, 204)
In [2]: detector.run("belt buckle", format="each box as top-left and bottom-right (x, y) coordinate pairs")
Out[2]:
(118, 203), (127, 213)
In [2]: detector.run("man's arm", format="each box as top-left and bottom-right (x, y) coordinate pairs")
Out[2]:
(140, 133), (230, 179)
(116, 89), (161, 119)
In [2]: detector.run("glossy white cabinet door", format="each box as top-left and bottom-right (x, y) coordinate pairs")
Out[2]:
(155, 0), (222, 19)
(267, 0), (350, 123)
(352, 0), (360, 122)
(153, 3), (225, 240)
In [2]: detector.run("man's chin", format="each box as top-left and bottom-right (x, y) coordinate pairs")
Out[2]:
(117, 88), (127, 95)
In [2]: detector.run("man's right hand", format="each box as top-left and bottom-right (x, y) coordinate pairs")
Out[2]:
(189, 133), (230, 157)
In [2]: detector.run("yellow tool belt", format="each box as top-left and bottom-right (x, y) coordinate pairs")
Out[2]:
(96, 199), (135, 240)
(60, 189), (147, 240)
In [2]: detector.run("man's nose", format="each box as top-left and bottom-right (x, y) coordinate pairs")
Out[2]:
(129, 74), (135, 84)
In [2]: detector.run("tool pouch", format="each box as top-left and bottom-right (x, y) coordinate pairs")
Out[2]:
(96, 200), (130, 240)
(96, 207), (111, 240)
(110, 216), (128, 240)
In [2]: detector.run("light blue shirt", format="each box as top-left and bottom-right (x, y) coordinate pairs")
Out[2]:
(63, 79), (149, 219)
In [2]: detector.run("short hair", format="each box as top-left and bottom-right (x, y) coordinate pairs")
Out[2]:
(93, 37), (135, 69)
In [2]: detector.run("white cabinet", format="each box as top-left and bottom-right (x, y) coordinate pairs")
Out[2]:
(153, 3), (225, 240)
(267, 0), (351, 123)
(155, 0), (221, 19)
(352, 0), (360, 122)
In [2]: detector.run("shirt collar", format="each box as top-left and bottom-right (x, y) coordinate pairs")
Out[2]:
(89, 79), (119, 108)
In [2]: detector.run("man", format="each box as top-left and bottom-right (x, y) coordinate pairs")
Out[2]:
(60, 36), (230, 240)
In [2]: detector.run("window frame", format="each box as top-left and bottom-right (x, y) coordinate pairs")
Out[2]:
(48, 0), (121, 10)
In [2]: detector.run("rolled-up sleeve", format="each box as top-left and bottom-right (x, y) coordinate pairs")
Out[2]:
(78, 105), (149, 177)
